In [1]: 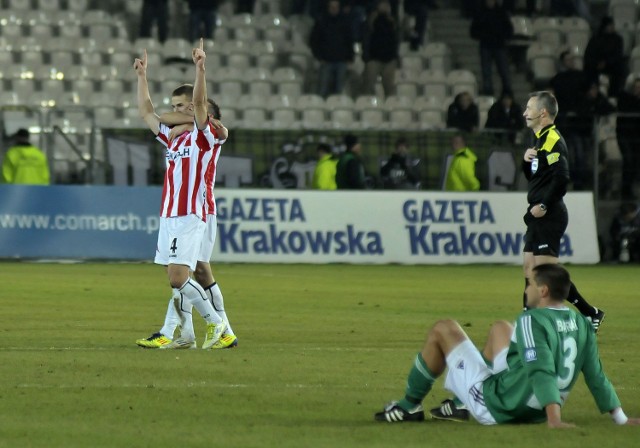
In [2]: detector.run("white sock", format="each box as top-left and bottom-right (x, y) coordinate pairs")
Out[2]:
(179, 278), (223, 325)
(173, 290), (196, 340)
(206, 282), (234, 336)
(159, 294), (181, 338)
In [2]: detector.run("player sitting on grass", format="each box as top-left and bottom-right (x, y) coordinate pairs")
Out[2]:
(375, 264), (640, 428)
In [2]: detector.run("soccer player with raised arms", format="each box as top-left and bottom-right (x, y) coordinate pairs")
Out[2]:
(133, 39), (228, 349)
(136, 99), (237, 350)
(375, 264), (640, 428)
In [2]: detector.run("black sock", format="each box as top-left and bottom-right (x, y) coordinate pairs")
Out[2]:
(523, 278), (529, 310)
(567, 282), (597, 316)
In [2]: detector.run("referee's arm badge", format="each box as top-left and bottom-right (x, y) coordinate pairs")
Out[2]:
(546, 153), (560, 165)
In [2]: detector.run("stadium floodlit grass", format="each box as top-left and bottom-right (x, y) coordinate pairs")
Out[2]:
(1, 261), (639, 448)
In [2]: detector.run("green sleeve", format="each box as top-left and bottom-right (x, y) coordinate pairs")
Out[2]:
(580, 320), (622, 413)
(2, 149), (16, 183)
(460, 158), (480, 191)
(446, 157), (479, 191)
(516, 314), (561, 407)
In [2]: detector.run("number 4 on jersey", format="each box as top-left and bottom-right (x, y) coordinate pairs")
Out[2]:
(170, 238), (178, 254)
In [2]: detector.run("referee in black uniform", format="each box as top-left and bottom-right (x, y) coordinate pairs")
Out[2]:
(521, 91), (605, 331)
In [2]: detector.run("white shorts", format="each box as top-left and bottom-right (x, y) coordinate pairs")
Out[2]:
(443, 339), (498, 426)
(197, 215), (217, 262)
(154, 215), (206, 271)
(490, 347), (508, 374)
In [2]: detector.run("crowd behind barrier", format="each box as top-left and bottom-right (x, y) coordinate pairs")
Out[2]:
(1, 110), (637, 197)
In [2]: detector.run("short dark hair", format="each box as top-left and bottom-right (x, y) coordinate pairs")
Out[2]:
(207, 98), (221, 120)
(344, 134), (359, 151)
(172, 84), (194, 99)
(14, 128), (30, 140)
(317, 143), (332, 154)
(599, 16), (614, 34)
(532, 264), (571, 302)
(529, 91), (558, 118)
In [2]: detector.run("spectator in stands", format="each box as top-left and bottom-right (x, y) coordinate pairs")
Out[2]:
(185, 0), (219, 42)
(403, 0), (432, 51)
(312, 143), (338, 190)
(549, 0), (591, 22)
(564, 81), (615, 190)
(139, 0), (169, 43)
(549, 53), (593, 190)
(362, 0), (399, 98)
(583, 16), (625, 97)
(309, 0), (355, 98)
(445, 134), (480, 191)
(549, 50), (589, 128)
(484, 91), (525, 143)
(291, 0), (325, 20)
(501, 0), (537, 15)
(336, 134), (366, 189)
(616, 77), (640, 199)
(2, 129), (50, 185)
(446, 91), (480, 133)
(380, 137), (420, 189)
(343, 0), (372, 43)
(235, 0), (256, 13)
(460, 0), (478, 18)
(470, 0), (513, 97)
(609, 201), (640, 262)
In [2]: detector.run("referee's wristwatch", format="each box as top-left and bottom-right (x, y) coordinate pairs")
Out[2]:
(539, 203), (547, 211)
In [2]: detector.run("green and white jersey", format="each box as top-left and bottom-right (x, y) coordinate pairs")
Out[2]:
(482, 306), (621, 424)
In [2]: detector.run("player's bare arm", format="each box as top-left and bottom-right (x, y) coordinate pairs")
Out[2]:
(215, 124), (229, 140)
(162, 115), (227, 140)
(192, 38), (208, 130)
(545, 403), (575, 429)
(159, 111), (193, 126)
(209, 119), (224, 130)
(168, 124), (192, 141)
(133, 49), (160, 134)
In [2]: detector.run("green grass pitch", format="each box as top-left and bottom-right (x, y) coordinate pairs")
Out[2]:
(0, 262), (639, 448)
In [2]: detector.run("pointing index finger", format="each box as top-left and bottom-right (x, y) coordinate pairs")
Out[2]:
(199, 38), (204, 51)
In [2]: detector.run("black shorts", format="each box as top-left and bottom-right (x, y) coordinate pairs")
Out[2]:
(523, 202), (568, 256)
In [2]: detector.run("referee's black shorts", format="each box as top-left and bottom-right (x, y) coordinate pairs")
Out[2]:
(523, 202), (568, 257)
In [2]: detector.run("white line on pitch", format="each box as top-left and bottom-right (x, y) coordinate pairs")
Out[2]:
(11, 383), (384, 389)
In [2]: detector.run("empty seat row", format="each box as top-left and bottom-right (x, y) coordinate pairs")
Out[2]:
(0, 37), (294, 72)
(1, 0), (89, 12)
(0, 21), (128, 40)
(86, 105), (441, 131)
(512, 16), (592, 52)
(393, 69), (478, 98)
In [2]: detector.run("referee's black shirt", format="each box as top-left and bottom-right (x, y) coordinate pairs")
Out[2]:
(522, 124), (570, 207)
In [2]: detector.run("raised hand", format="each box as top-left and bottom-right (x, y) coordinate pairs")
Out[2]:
(209, 119), (224, 130)
(169, 124), (193, 141)
(133, 49), (148, 76)
(192, 38), (206, 69)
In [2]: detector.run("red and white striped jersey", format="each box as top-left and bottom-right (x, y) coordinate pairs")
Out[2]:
(155, 121), (225, 220)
